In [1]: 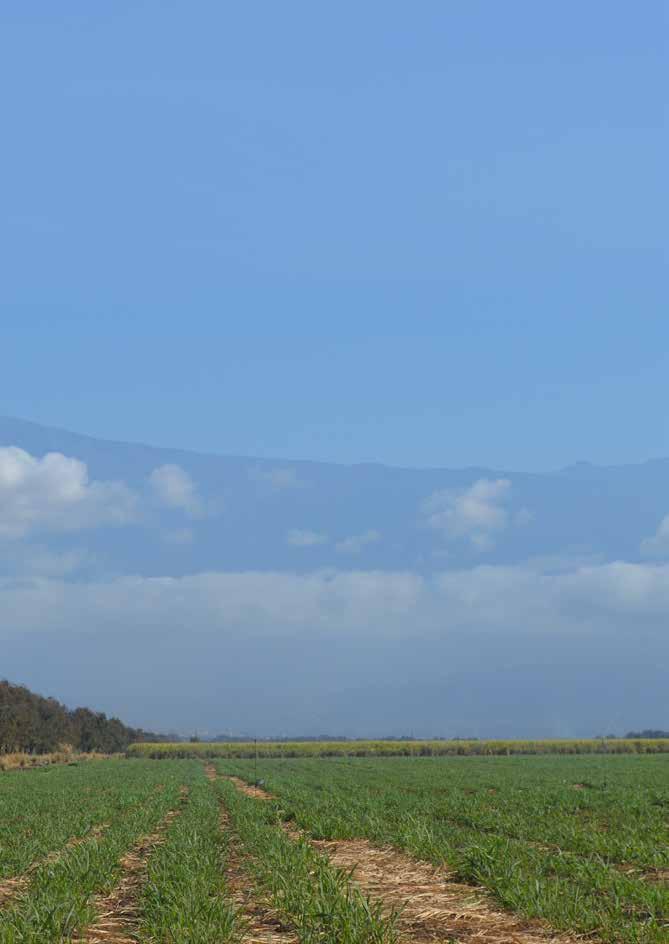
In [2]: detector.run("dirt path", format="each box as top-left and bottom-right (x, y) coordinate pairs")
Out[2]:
(0, 822), (110, 909)
(222, 774), (588, 944)
(74, 788), (188, 944)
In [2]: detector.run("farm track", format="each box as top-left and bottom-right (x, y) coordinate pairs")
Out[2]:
(0, 822), (111, 909)
(73, 787), (189, 944)
(222, 774), (590, 944)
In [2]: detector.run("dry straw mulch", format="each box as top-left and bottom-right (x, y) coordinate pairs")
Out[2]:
(224, 775), (274, 801)
(0, 750), (108, 772)
(313, 836), (587, 944)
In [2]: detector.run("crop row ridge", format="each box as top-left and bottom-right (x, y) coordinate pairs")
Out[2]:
(0, 821), (111, 910)
(219, 804), (300, 943)
(73, 786), (189, 944)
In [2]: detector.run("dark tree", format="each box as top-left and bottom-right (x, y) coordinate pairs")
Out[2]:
(0, 680), (163, 754)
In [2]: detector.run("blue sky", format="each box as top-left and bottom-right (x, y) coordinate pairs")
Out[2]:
(2, 1), (667, 472)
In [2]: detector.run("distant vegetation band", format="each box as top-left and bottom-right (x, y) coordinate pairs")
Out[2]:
(128, 737), (669, 759)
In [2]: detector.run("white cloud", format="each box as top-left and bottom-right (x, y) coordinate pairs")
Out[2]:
(422, 478), (513, 551)
(0, 446), (137, 539)
(3, 560), (669, 644)
(335, 530), (381, 554)
(149, 465), (203, 517)
(286, 529), (328, 547)
(4, 561), (665, 738)
(249, 466), (306, 491)
(640, 514), (669, 559)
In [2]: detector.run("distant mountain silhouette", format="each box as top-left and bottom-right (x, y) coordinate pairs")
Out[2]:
(1, 415), (668, 576)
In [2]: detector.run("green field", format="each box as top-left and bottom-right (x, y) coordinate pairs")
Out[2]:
(0, 754), (667, 942)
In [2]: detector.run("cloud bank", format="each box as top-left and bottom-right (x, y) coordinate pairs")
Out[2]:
(3, 560), (669, 642)
(3, 558), (666, 735)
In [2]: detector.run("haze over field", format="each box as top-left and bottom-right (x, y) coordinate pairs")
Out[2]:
(1, 416), (668, 738)
(1, 5), (666, 738)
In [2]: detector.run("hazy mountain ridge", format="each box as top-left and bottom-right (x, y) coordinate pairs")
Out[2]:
(1, 416), (668, 578)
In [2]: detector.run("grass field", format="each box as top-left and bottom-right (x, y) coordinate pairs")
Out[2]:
(0, 754), (666, 942)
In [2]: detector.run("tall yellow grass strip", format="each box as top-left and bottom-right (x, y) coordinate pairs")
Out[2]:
(0, 750), (109, 772)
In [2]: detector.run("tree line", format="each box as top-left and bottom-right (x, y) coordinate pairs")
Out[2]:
(0, 680), (164, 754)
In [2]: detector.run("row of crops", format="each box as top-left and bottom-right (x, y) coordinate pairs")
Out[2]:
(0, 760), (200, 941)
(222, 754), (669, 943)
(128, 736), (669, 759)
(0, 759), (398, 943)
(0, 755), (667, 942)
